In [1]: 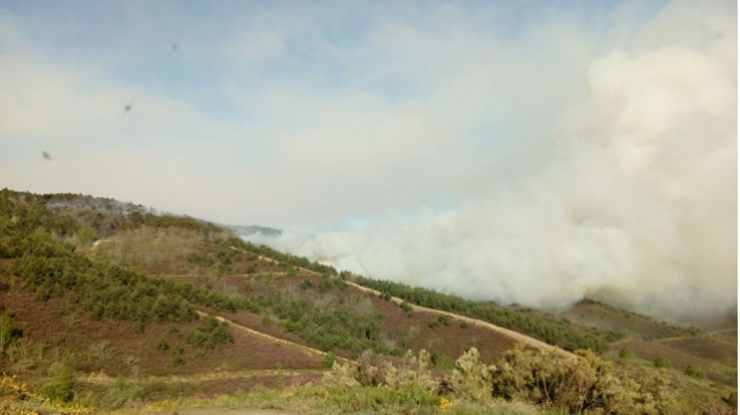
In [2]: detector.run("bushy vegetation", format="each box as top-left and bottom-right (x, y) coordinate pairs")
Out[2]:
(253, 290), (401, 357)
(38, 365), (73, 402)
(684, 364), (705, 379)
(226, 236), (338, 276)
(0, 373), (93, 415)
(354, 277), (607, 352)
(324, 344), (691, 415)
(186, 315), (234, 350)
(653, 356), (673, 369)
(491, 346), (686, 414)
(0, 190), (250, 333)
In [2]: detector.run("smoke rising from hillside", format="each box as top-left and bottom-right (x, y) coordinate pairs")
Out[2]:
(249, 18), (737, 322)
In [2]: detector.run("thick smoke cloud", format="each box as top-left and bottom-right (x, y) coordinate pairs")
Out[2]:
(250, 8), (737, 323)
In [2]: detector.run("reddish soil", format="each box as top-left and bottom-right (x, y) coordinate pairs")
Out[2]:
(564, 302), (691, 340)
(187, 272), (519, 363)
(0, 288), (321, 377)
(659, 336), (737, 365)
(616, 339), (737, 386)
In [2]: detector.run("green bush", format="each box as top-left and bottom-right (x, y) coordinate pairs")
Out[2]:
(432, 353), (455, 372)
(156, 339), (169, 351)
(653, 356), (673, 369)
(618, 346), (632, 359)
(38, 366), (73, 402)
(172, 346), (185, 366)
(683, 364), (704, 378)
(187, 315), (234, 350)
(438, 315), (453, 326)
(322, 351), (337, 370)
(77, 226), (96, 246)
(0, 312), (21, 352)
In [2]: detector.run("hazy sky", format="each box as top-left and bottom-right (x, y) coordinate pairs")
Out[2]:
(0, 0), (691, 228)
(1, 1), (737, 319)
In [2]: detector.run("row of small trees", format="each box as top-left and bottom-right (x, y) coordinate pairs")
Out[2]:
(355, 276), (608, 352)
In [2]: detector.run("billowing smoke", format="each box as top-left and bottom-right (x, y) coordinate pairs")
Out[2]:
(247, 5), (737, 323)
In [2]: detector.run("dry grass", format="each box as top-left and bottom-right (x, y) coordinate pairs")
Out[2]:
(94, 226), (203, 271)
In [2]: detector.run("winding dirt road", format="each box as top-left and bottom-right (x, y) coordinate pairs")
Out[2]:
(231, 246), (572, 358)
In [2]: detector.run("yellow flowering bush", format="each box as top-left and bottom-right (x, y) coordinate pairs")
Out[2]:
(0, 373), (94, 415)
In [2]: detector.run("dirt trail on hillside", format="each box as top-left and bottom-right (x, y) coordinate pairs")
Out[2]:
(84, 369), (323, 385)
(653, 327), (737, 344)
(232, 247), (572, 358)
(345, 281), (573, 358)
(196, 311), (350, 364)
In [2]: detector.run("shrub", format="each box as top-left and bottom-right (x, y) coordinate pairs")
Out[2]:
(246, 266), (256, 274)
(432, 353), (455, 372)
(38, 365), (73, 402)
(300, 279), (314, 290)
(0, 312), (21, 352)
(187, 315), (234, 350)
(618, 346), (633, 359)
(654, 356), (673, 369)
(684, 365), (705, 378)
(156, 339), (169, 351)
(438, 315), (453, 326)
(77, 226), (96, 246)
(322, 351), (337, 370)
(172, 346), (184, 366)
(490, 344), (684, 414)
(323, 349), (437, 392)
(450, 347), (494, 400)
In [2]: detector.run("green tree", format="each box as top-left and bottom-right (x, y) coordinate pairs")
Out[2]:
(322, 351), (337, 369)
(618, 346), (633, 359)
(77, 226), (96, 246)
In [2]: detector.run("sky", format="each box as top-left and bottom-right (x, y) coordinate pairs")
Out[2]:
(1, 1), (737, 322)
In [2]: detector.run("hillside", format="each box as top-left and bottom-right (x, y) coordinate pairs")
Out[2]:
(0, 189), (735, 415)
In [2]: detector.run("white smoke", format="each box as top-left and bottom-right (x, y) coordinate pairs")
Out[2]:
(247, 3), (737, 322)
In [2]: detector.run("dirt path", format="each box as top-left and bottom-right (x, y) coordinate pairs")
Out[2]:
(196, 311), (350, 364)
(84, 369), (323, 385)
(231, 246), (572, 358)
(345, 280), (573, 358)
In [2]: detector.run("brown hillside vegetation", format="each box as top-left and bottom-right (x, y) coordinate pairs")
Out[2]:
(0, 288), (321, 377)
